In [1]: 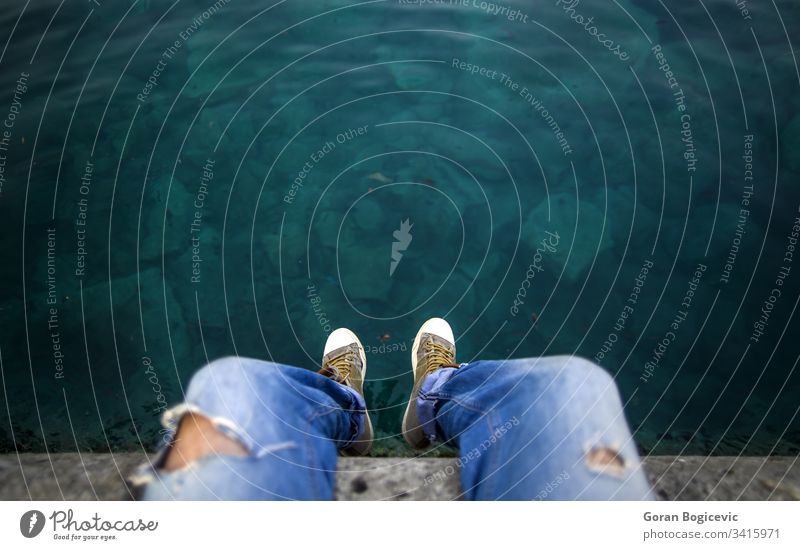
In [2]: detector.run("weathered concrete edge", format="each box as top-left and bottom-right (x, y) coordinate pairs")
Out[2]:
(0, 454), (797, 500)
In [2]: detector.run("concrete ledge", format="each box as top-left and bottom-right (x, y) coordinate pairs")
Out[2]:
(0, 453), (797, 500)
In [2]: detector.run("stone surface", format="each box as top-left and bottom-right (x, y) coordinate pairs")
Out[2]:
(644, 456), (800, 501)
(0, 453), (145, 501)
(1, 453), (798, 501)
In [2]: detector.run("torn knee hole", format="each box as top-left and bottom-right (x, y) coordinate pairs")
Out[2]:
(162, 413), (249, 472)
(586, 447), (626, 477)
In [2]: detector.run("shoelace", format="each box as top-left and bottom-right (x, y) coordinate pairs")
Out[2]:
(422, 339), (454, 377)
(323, 350), (355, 385)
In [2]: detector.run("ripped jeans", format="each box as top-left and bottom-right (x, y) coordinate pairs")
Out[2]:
(130, 355), (654, 500)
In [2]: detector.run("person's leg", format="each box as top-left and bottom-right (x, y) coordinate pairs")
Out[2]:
(404, 319), (653, 500)
(129, 330), (372, 500)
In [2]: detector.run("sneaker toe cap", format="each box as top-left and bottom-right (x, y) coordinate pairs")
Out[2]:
(420, 317), (454, 344)
(324, 328), (361, 355)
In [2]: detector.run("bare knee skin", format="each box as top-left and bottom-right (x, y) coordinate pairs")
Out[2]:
(163, 412), (248, 472)
(586, 446), (626, 477)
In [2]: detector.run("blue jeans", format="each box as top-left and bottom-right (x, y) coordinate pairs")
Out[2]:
(131, 355), (653, 500)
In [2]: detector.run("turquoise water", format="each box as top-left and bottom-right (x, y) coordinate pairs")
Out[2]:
(0, 0), (799, 455)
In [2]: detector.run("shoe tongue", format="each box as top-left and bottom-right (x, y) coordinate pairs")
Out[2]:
(320, 346), (358, 384)
(318, 363), (348, 385)
(422, 334), (455, 360)
(428, 333), (454, 350)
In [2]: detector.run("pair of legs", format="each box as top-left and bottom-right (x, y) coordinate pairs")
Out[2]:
(130, 319), (653, 500)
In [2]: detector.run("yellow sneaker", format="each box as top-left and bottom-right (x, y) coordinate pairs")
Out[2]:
(402, 318), (458, 449)
(319, 328), (373, 456)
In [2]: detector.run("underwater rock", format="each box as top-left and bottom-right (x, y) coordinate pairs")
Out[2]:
(781, 114), (800, 173)
(139, 176), (197, 262)
(367, 172), (392, 184)
(373, 40), (451, 92)
(605, 184), (659, 250)
(525, 192), (613, 282)
(337, 238), (394, 305)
